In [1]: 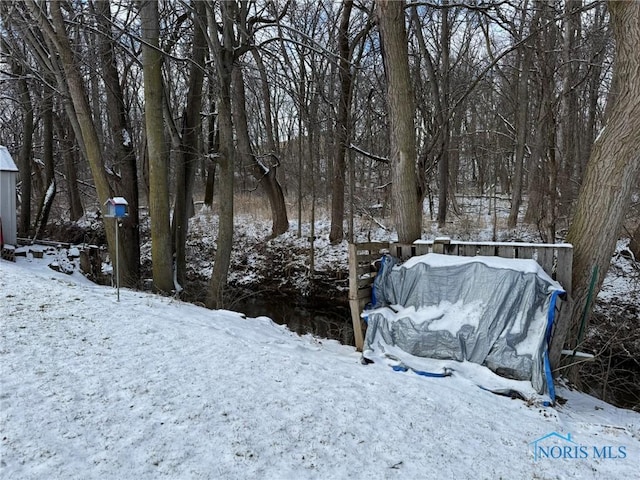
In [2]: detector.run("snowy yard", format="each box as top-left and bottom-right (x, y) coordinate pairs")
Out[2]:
(1, 253), (639, 479)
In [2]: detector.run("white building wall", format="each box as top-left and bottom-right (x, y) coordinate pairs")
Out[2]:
(0, 146), (19, 245)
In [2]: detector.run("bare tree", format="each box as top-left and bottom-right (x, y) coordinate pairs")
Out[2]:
(205, 1), (239, 309)
(554, 0), (640, 371)
(95, 0), (140, 287)
(32, 81), (55, 240)
(507, 2), (538, 229)
(329, 0), (354, 244)
(524, 1), (560, 243)
(15, 61), (34, 237)
(140, 0), (174, 293)
(557, 0), (583, 217)
(630, 222), (640, 260)
(248, 48), (289, 238)
(26, 0), (131, 283)
(377, 0), (421, 243)
(232, 65), (289, 239)
(54, 112), (83, 221)
(436, 1), (452, 228)
(172, 0), (207, 288)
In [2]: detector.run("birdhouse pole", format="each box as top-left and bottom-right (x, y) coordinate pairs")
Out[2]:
(105, 197), (128, 302)
(115, 218), (120, 302)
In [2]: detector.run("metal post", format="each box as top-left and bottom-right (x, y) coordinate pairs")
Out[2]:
(115, 218), (120, 302)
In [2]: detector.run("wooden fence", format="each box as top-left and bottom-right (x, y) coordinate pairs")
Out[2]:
(348, 238), (574, 372)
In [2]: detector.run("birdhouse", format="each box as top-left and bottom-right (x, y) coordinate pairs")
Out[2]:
(105, 197), (129, 218)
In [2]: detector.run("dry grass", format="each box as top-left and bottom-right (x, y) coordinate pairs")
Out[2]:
(232, 192), (275, 220)
(214, 193), (333, 224)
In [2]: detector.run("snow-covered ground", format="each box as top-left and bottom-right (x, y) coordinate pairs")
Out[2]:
(1, 250), (639, 479)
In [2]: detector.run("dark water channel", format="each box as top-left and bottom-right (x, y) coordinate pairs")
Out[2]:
(231, 289), (354, 346)
(180, 278), (354, 346)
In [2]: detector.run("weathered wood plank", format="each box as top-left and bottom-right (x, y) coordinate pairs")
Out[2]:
(549, 297), (573, 371)
(497, 245), (516, 258)
(555, 247), (573, 295)
(414, 243), (431, 256)
(516, 246), (535, 260)
(352, 241), (389, 254)
(432, 237), (450, 255)
(537, 248), (554, 280)
(348, 286), (372, 301)
(349, 241), (390, 351)
(444, 243), (459, 255)
(349, 298), (365, 351)
(356, 277), (375, 290)
(356, 265), (374, 277)
(394, 244), (414, 260)
(460, 244), (477, 256)
(348, 243), (361, 297)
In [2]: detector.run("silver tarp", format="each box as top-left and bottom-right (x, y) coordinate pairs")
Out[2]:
(362, 253), (565, 395)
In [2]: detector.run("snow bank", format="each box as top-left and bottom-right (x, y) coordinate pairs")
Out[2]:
(1, 254), (638, 479)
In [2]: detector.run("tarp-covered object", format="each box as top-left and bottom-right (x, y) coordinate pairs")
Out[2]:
(362, 253), (565, 399)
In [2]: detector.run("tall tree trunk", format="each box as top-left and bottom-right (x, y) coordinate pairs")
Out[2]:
(557, 0), (640, 369)
(33, 182), (55, 241)
(524, 0), (559, 243)
(411, 6), (440, 206)
(629, 222), (640, 260)
(140, 0), (174, 293)
(232, 67), (288, 239)
(16, 64), (33, 237)
(297, 57), (305, 240)
(204, 79), (217, 208)
(329, 0), (353, 244)
(95, 0), (140, 287)
(377, 0), (421, 244)
(33, 82), (55, 239)
(173, 0), (207, 288)
(508, 4), (538, 228)
(437, 1), (451, 228)
(30, 1), (119, 270)
(54, 113), (84, 221)
(206, 71), (233, 309)
(308, 88), (318, 277)
(206, 2), (236, 309)
(557, 0), (582, 218)
(579, 2), (608, 188)
(249, 48), (289, 237)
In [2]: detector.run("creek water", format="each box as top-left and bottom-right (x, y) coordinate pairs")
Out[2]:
(177, 279), (354, 346)
(230, 290), (354, 346)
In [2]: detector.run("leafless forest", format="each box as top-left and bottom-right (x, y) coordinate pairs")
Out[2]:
(1, 1), (639, 407)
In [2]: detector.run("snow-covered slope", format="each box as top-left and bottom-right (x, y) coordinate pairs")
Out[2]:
(1, 255), (638, 479)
